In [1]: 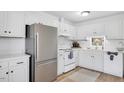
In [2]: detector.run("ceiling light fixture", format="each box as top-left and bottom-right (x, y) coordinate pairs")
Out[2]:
(80, 11), (90, 16)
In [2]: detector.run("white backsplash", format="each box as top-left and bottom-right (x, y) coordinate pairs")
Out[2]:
(58, 37), (72, 49)
(104, 40), (124, 52)
(79, 38), (124, 52)
(0, 38), (25, 55)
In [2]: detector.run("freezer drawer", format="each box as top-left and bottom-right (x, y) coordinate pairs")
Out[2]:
(35, 60), (57, 82)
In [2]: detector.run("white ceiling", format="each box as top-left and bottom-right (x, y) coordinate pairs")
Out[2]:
(46, 11), (124, 23)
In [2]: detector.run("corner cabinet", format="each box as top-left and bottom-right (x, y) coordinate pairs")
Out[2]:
(0, 55), (30, 82)
(0, 12), (25, 37)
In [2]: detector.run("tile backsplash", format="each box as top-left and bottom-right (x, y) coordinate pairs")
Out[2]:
(79, 38), (124, 51)
(0, 38), (25, 55)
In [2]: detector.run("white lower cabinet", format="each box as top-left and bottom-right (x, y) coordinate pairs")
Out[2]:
(0, 56), (29, 82)
(0, 68), (9, 82)
(104, 52), (123, 77)
(79, 50), (103, 72)
(79, 50), (93, 69)
(9, 59), (28, 82)
(73, 49), (79, 66)
(92, 51), (104, 72)
(57, 50), (64, 75)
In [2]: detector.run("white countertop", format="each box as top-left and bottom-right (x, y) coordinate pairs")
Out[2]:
(72, 48), (124, 53)
(0, 54), (30, 60)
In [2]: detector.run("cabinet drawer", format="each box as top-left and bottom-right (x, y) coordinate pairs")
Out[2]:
(0, 62), (8, 69)
(9, 58), (27, 66)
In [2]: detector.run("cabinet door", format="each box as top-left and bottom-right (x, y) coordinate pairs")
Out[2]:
(77, 24), (104, 39)
(57, 51), (64, 75)
(105, 20), (122, 39)
(0, 12), (8, 36)
(60, 22), (70, 36)
(79, 50), (93, 69)
(73, 50), (79, 66)
(92, 51), (104, 72)
(104, 52), (123, 77)
(90, 24), (105, 36)
(77, 26), (90, 39)
(69, 25), (76, 39)
(9, 61), (28, 82)
(122, 20), (124, 39)
(7, 12), (25, 37)
(0, 68), (9, 82)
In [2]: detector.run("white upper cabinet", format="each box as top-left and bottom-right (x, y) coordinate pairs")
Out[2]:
(25, 12), (59, 28)
(105, 20), (123, 39)
(0, 11), (25, 37)
(58, 18), (76, 38)
(0, 12), (8, 37)
(7, 12), (25, 37)
(69, 25), (76, 39)
(59, 22), (70, 36)
(77, 24), (104, 39)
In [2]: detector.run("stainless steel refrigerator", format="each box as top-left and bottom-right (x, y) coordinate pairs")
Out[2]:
(25, 23), (57, 82)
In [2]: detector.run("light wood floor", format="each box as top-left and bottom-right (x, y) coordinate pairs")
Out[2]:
(55, 67), (124, 82)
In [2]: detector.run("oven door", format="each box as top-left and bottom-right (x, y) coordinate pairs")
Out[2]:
(64, 51), (75, 66)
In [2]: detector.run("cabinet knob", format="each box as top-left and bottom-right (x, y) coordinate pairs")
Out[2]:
(11, 71), (13, 73)
(6, 72), (9, 74)
(4, 31), (7, 33)
(0, 66), (2, 68)
(9, 31), (11, 34)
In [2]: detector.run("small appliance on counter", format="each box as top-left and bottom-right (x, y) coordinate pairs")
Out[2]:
(72, 41), (81, 48)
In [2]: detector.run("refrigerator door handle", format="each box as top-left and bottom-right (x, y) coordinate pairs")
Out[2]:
(35, 32), (39, 61)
